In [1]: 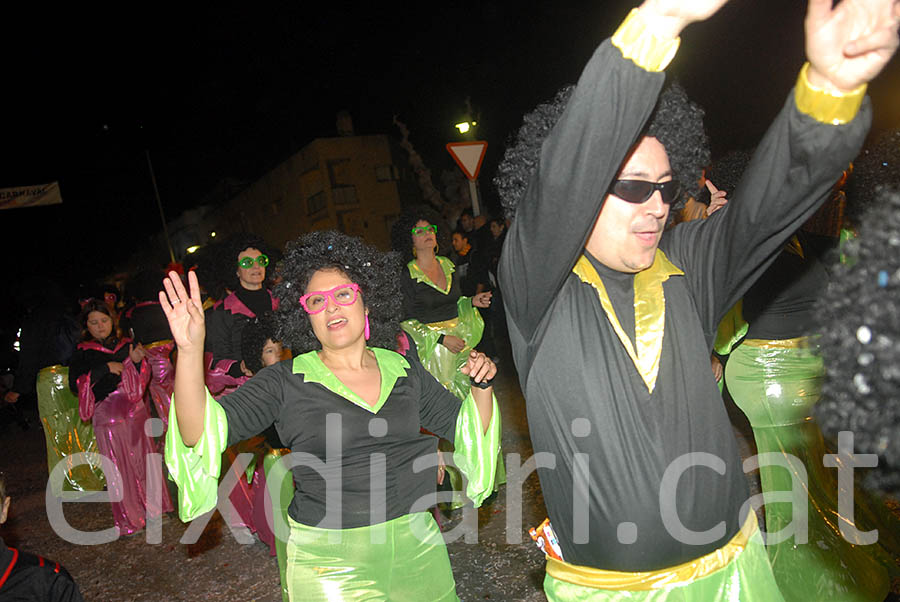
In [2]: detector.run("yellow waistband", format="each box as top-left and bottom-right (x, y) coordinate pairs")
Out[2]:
(425, 317), (459, 331)
(145, 339), (174, 350)
(741, 336), (814, 350)
(545, 512), (758, 591)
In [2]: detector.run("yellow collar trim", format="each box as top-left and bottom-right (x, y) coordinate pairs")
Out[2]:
(407, 257), (454, 295)
(573, 250), (683, 392)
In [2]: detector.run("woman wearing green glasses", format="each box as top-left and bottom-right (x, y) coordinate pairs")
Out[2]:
(391, 208), (502, 508)
(205, 233), (279, 389)
(391, 208), (493, 401)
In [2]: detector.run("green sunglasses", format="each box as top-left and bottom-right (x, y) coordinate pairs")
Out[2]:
(411, 224), (437, 236)
(237, 254), (269, 269)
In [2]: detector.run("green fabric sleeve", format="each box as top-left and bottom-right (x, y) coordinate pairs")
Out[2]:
(456, 296), (485, 348)
(714, 300), (748, 357)
(164, 389), (229, 522)
(452, 390), (500, 507)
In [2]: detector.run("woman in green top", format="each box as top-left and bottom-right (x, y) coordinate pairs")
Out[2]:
(391, 208), (493, 401)
(160, 230), (501, 601)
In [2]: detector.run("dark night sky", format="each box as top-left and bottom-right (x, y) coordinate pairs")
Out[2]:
(2, 1), (899, 299)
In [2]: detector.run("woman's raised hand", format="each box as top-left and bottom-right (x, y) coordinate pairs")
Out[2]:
(160, 270), (206, 353)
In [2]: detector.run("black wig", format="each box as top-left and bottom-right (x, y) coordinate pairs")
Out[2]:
(816, 186), (900, 495)
(389, 205), (452, 264)
(218, 232), (277, 292)
(240, 313), (279, 375)
(494, 83), (709, 220)
(846, 128), (900, 225)
(705, 150), (754, 197)
(273, 230), (403, 353)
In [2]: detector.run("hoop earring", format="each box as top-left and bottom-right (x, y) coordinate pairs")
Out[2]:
(433, 244), (439, 256)
(364, 314), (371, 341)
(412, 246), (417, 258)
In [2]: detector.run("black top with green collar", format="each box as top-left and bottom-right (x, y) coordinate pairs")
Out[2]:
(217, 348), (462, 529)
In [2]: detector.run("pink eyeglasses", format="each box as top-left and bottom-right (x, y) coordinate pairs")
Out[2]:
(299, 283), (361, 314)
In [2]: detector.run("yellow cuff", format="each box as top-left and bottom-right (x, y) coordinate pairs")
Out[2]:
(611, 8), (680, 73)
(794, 63), (866, 125)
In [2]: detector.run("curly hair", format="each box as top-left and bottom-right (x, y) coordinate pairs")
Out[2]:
(494, 86), (574, 221)
(389, 205), (452, 264)
(815, 186), (900, 495)
(273, 230), (403, 353)
(240, 313), (279, 374)
(705, 149), (753, 197)
(217, 232), (277, 292)
(494, 83), (709, 220)
(846, 128), (900, 225)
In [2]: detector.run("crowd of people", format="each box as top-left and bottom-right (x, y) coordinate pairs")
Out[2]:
(2, 0), (900, 600)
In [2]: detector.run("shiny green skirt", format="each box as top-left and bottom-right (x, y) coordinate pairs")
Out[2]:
(285, 512), (458, 601)
(726, 338), (899, 602)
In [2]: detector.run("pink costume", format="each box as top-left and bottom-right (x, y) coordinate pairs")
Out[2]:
(144, 340), (175, 431)
(75, 340), (173, 535)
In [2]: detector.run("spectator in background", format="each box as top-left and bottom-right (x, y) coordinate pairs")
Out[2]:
(450, 229), (490, 298)
(457, 208), (490, 251)
(4, 279), (79, 408)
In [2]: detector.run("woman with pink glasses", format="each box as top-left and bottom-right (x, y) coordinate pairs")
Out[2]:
(161, 230), (500, 601)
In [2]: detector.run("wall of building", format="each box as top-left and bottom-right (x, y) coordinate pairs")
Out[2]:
(210, 134), (417, 251)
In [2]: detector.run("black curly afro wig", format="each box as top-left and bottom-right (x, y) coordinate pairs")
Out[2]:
(217, 232), (277, 292)
(846, 128), (900, 225)
(389, 205), (452, 264)
(705, 149), (754, 198)
(240, 313), (279, 374)
(273, 230), (403, 354)
(494, 83), (709, 220)
(816, 186), (900, 495)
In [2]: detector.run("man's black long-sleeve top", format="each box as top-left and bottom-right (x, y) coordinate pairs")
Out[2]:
(499, 38), (870, 571)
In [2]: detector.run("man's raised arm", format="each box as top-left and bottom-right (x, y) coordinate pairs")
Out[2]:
(663, 0), (900, 335)
(499, 0), (729, 341)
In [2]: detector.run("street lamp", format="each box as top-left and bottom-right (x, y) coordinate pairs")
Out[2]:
(455, 120), (477, 134)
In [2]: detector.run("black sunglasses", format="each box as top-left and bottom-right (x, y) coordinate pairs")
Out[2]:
(608, 179), (681, 205)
